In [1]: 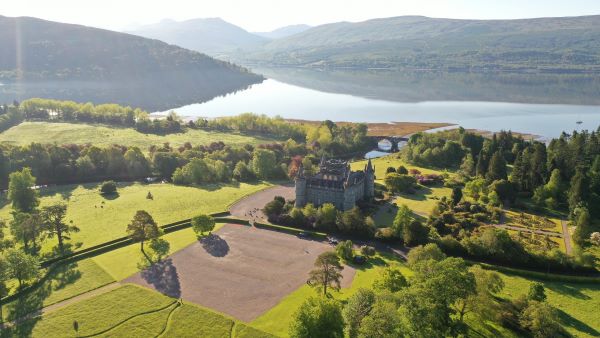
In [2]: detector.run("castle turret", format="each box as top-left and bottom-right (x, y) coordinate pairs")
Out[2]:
(364, 159), (375, 199)
(295, 163), (307, 208)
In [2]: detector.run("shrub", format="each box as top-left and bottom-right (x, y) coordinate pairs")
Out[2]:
(360, 246), (376, 257)
(375, 227), (396, 241)
(100, 181), (117, 195)
(336, 240), (354, 261)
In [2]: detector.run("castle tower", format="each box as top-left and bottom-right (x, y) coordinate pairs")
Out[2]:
(295, 164), (307, 208)
(364, 159), (375, 199)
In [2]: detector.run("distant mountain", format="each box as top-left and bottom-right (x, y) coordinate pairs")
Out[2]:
(232, 15), (600, 72)
(0, 15), (264, 110)
(254, 24), (311, 39)
(126, 18), (269, 56)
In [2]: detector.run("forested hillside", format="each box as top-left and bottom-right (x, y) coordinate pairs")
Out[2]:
(0, 15), (263, 90)
(233, 15), (600, 72)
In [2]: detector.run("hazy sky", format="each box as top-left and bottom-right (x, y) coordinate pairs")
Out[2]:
(3, 0), (600, 32)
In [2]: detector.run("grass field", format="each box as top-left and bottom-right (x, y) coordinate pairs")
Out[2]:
(252, 251), (600, 338)
(0, 181), (270, 251)
(13, 284), (273, 338)
(1, 259), (115, 322)
(351, 155), (451, 184)
(0, 121), (278, 149)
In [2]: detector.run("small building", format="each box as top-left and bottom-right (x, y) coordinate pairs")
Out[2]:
(377, 139), (393, 152)
(295, 157), (375, 211)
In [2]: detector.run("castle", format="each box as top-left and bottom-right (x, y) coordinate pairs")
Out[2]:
(295, 157), (375, 211)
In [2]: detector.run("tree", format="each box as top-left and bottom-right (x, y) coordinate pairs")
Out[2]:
(100, 181), (117, 195)
(289, 297), (344, 338)
(459, 153), (476, 177)
(124, 147), (150, 177)
(520, 301), (566, 338)
(41, 203), (80, 253)
(456, 265), (504, 322)
(4, 248), (39, 289)
(10, 211), (43, 251)
(407, 243), (446, 267)
(568, 169), (590, 214)
(392, 204), (413, 238)
(0, 256), (8, 324)
(335, 240), (354, 261)
(232, 161), (254, 182)
(263, 198), (285, 219)
(307, 251), (344, 296)
(316, 203), (337, 229)
(528, 282), (547, 302)
(490, 179), (517, 206)
(252, 148), (277, 179)
(410, 257), (477, 333)
(403, 220), (429, 246)
(373, 267), (408, 292)
(8, 167), (39, 212)
(464, 178), (487, 201)
(358, 299), (400, 338)
(191, 214), (216, 237)
(343, 288), (375, 338)
(384, 173), (416, 193)
(573, 207), (592, 246)
(126, 210), (161, 257)
(591, 232), (600, 246)
(486, 151), (508, 182)
(451, 187), (463, 206)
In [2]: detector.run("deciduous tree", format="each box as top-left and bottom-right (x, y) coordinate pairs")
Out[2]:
(8, 168), (39, 212)
(191, 214), (216, 237)
(289, 297), (344, 338)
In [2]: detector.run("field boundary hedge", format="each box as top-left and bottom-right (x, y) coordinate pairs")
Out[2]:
(478, 262), (600, 283)
(254, 222), (327, 239)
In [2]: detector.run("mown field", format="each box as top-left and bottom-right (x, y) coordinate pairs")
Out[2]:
(14, 284), (274, 338)
(0, 181), (271, 251)
(0, 121), (278, 149)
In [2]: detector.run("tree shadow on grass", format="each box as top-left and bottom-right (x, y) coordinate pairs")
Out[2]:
(398, 186), (433, 202)
(200, 234), (230, 257)
(557, 308), (600, 337)
(545, 282), (593, 300)
(141, 258), (181, 298)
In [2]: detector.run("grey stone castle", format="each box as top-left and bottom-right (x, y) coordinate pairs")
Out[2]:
(295, 157), (375, 211)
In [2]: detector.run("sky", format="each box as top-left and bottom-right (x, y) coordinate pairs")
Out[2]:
(2, 0), (600, 32)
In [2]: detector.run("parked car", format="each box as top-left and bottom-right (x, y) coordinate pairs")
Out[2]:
(353, 255), (367, 265)
(296, 232), (310, 239)
(327, 236), (339, 245)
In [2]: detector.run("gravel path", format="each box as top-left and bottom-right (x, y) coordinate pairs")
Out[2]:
(561, 219), (573, 255)
(125, 224), (355, 322)
(229, 184), (295, 222)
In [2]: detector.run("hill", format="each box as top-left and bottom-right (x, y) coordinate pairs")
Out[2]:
(254, 24), (312, 39)
(232, 15), (600, 72)
(0, 15), (263, 110)
(126, 17), (269, 56)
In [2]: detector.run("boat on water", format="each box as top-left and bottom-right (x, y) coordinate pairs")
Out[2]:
(576, 121), (583, 124)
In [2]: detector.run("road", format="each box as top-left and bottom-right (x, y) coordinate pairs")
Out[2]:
(561, 220), (573, 255)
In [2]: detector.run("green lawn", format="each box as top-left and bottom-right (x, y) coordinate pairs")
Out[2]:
(2, 259), (115, 322)
(351, 155), (451, 184)
(0, 181), (270, 251)
(498, 272), (600, 338)
(252, 251), (600, 338)
(0, 121), (278, 150)
(7, 284), (272, 338)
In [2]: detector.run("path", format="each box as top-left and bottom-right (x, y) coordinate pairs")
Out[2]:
(229, 184), (295, 222)
(1, 282), (121, 329)
(487, 224), (563, 237)
(561, 219), (573, 255)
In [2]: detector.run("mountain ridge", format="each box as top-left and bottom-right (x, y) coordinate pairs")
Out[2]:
(229, 15), (600, 72)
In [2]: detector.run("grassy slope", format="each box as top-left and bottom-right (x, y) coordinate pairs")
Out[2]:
(252, 252), (599, 338)
(352, 155), (452, 226)
(0, 181), (270, 251)
(1, 259), (114, 322)
(21, 284), (271, 338)
(498, 273), (600, 338)
(0, 121), (278, 149)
